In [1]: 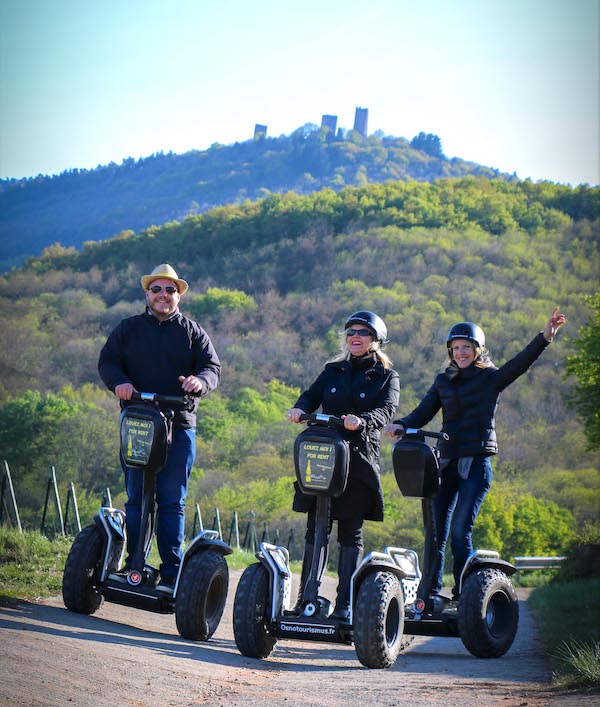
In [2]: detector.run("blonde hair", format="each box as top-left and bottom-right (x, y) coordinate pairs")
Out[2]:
(329, 332), (393, 369)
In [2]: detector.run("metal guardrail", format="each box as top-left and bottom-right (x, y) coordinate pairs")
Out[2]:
(513, 556), (565, 571)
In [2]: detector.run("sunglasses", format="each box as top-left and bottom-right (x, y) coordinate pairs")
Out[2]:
(346, 328), (373, 337)
(148, 285), (178, 294)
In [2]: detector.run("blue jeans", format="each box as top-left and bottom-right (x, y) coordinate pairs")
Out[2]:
(123, 427), (196, 580)
(431, 455), (492, 598)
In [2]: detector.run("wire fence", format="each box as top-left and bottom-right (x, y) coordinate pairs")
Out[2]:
(0, 460), (299, 558)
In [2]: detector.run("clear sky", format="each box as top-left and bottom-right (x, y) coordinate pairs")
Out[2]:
(1, 0), (598, 185)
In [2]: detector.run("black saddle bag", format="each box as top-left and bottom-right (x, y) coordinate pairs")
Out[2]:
(392, 434), (440, 499)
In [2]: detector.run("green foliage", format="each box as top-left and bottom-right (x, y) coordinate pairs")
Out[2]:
(211, 476), (294, 520)
(0, 176), (598, 556)
(0, 527), (263, 603)
(508, 495), (576, 557)
(553, 640), (600, 692)
(0, 386), (121, 527)
(527, 468), (600, 526)
(566, 293), (600, 450)
(0, 527), (73, 602)
(186, 287), (257, 320)
(410, 132), (444, 158)
(194, 380), (298, 474)
(0, 130), (513, 272)
(530, 578), (600, 691)
(553, 522), (600, 583)
(472, 482), (576, 558)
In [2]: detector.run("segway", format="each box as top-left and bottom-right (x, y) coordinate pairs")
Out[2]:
(233, 413), (421, 668)
(62, 391), (232, 641)
(392, 428), (519, 658)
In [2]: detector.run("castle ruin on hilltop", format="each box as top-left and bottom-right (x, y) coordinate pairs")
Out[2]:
(253, 107), (369, 140)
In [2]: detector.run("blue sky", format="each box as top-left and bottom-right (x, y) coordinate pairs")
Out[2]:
(1, 0), (598, 185)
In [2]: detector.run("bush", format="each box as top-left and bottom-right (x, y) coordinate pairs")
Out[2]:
(553, 522), (600, 583)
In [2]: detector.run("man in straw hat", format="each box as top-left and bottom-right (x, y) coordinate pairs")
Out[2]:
(98, 264), (221, 588)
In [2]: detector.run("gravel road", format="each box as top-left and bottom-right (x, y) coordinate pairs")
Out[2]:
(0, 570), (595, 707)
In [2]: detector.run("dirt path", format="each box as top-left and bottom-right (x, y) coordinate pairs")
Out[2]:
(0, 570), (594, 707)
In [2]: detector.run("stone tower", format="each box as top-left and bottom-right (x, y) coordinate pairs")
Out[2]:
(353, 107), (368, 137)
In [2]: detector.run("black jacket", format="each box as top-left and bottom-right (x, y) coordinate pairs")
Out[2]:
(98, 310), (221, 429)
(398, 333), (550, 458)
(293, 354), (400, 521)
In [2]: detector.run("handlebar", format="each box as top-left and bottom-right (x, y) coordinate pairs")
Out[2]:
(396, 427), (449, 441)
(131, 391), (196, 410)
(299, 412), (346, 429)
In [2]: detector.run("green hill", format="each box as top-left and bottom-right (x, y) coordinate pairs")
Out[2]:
(0, 177), (598, 559)
(0, 128), (510, 272)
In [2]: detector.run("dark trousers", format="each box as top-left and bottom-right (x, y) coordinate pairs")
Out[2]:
(432, 455), (492, 598)
(304, 507), (364, 549)
(123, 427), (196, 580)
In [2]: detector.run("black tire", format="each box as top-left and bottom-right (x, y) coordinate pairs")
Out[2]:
(175, 550), (229, 641)
(354, 571), (404, 669)
(62, 524), (104, 614)
(233, 562), (276, 658)
(458, 568), (519, 658)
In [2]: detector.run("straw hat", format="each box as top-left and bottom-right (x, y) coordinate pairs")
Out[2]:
(140, 264), (189, 294)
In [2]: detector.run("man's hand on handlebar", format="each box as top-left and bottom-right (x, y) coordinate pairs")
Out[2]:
(384, 422), (405, 438)
(286, 407), (305, 423)
(115, 383), (136, 400)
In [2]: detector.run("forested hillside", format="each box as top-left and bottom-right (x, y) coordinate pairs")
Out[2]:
(0, 177), (598, 562)
(0, 127), (509, 272)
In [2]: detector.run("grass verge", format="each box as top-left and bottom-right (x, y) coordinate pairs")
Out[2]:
(0, 527), (73, 603)
(0, 526), (286, 604)
(529, 577), (600, 693)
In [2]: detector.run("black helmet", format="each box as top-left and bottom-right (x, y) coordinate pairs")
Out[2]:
(345, 311), (388, 343)
(446, 322), (485, 349)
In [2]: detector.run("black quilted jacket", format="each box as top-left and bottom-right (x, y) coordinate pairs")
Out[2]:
(397, 333), (550, 458)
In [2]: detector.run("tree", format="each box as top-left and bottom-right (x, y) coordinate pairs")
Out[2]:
(186, 287), (257, 319)
(506, 495), (575, 557)
(410, 132), (444, 157)
(566, 293), (600, 450)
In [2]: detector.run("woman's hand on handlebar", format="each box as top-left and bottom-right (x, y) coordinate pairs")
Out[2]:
(178, 375), (203, 394)
(341, 414), (364, 431)
(115, 383), (136, 400)
(384, 422), (405, 438)
(286, 407), (305, 423)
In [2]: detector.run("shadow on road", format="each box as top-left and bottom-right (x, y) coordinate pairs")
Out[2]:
(0, 592), (551, 683)
(0, 600), (361, 672)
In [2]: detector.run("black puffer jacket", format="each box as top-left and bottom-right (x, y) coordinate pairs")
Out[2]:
(398, 333), (550, 459)
(292, 354), (400, 521)
(98, 310), (221, 429)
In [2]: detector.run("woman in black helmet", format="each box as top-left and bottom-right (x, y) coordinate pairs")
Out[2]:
(384, 307), (566, 606)
(286, 311), (400, 620)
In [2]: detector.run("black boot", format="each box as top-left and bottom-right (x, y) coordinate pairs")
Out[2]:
(331, 545), (363, 621)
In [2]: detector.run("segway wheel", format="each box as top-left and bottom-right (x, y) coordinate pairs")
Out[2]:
(175, 550), (229, 641)
(354, 571), (404, 669)
(458, 568), (519, 658)
(233, 562), (276, 658)
(62, 524), (104, 614)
